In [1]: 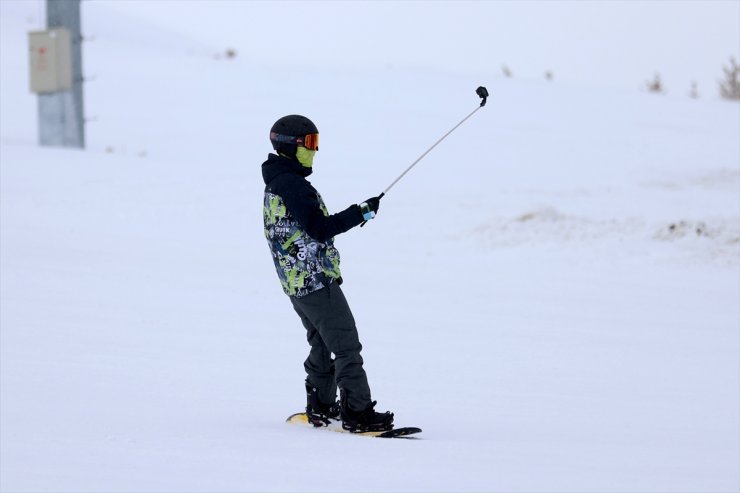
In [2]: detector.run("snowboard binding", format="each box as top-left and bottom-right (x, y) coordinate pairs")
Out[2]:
(305, 384), (340, 427)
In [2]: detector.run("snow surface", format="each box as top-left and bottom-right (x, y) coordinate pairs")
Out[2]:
(1, 2), (739, 492)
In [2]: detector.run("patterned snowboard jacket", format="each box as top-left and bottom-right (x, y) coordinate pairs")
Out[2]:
(262, 154), (364, 298)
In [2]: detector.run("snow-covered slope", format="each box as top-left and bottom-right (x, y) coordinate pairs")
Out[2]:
(1, 2), (738, 492)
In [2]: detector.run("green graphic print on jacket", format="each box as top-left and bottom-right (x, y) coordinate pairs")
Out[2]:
(263, 192), (342, 298)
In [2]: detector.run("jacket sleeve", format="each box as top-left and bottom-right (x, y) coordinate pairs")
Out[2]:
(280, 175), (364, 242)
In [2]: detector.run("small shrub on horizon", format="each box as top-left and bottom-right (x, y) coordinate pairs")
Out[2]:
(719, 57), (740, 100)
(646, 73), (665, 94)
(689, 81), (699, 99)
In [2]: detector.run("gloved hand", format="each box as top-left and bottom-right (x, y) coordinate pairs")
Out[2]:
(359, 196), (382, 221)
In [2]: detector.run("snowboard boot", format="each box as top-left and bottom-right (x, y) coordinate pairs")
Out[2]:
(340, 393), (394, 432)
(305, 384), (340, 427)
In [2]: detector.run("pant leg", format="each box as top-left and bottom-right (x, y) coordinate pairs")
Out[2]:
(290, 282), (372, 411)
(291, 299), (337, 405)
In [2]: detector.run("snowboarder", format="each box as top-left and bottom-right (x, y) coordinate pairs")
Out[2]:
(262, 115), (394, 432)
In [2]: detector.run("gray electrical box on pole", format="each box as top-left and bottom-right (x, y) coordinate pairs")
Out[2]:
(29, 29), (73, 93)
(29, 0), (85, 149)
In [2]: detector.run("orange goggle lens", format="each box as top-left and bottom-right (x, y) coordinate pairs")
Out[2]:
(302, 133), (319, 151)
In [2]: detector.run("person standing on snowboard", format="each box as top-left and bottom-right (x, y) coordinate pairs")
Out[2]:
(261, 115), (394, 432)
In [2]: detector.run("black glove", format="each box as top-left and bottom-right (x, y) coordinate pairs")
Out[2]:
(359, 196), (382, 221)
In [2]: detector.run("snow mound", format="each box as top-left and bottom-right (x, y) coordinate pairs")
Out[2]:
(472, 206), (641, 245)
(471, 207), (739, 266)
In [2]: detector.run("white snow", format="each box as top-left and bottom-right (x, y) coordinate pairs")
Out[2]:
(1, 1), (739, 492)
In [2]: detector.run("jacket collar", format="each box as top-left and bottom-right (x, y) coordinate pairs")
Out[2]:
(261, 153), (312, 185)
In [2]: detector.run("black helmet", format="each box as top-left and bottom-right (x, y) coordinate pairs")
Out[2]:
(270, 115), (319, 158)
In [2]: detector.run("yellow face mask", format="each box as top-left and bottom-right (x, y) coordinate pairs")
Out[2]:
(296, 146), (316, 168)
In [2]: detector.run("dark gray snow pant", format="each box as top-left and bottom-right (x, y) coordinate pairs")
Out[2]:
(289, 281), (372, 412)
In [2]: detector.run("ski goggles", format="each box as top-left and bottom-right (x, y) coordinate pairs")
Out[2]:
(270, 132), (319, 151)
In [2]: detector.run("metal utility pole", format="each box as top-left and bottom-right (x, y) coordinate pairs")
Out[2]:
(30, 0), (85, 148)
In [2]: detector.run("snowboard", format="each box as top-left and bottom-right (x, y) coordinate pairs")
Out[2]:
(286, 412), (422, 439)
